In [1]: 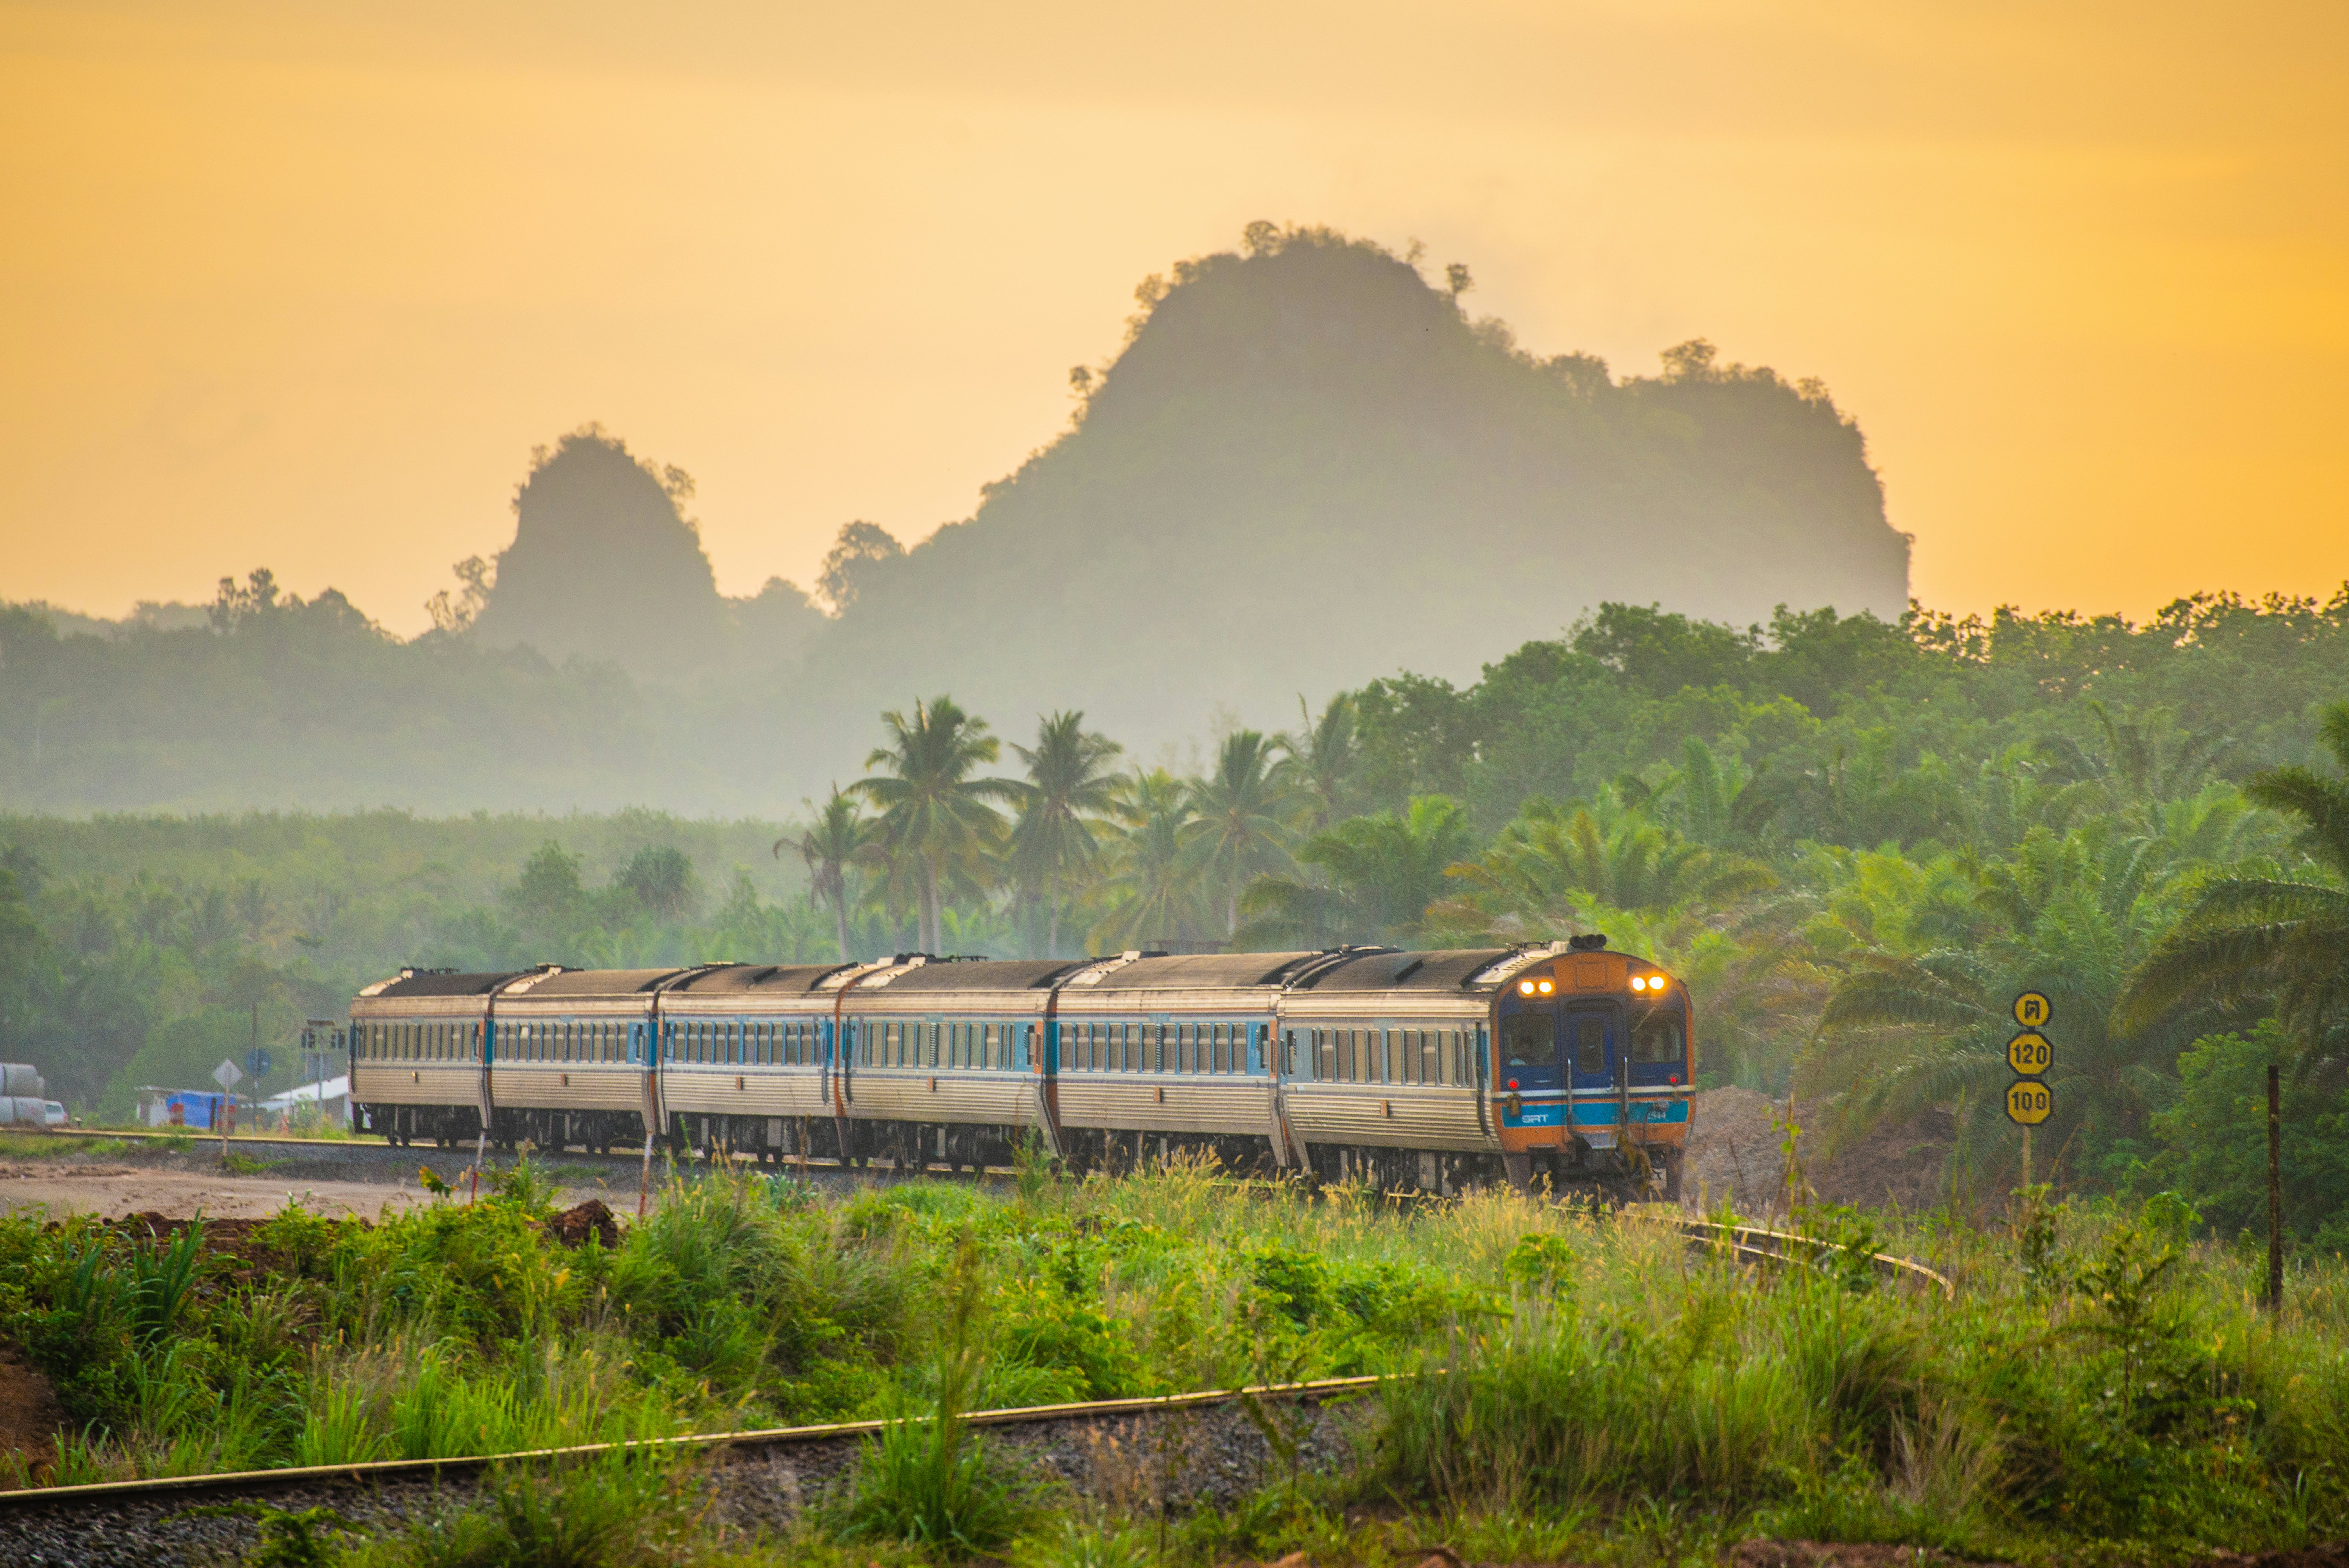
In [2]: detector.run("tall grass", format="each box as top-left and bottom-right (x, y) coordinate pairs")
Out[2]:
(820, 1229), (1040, 1554)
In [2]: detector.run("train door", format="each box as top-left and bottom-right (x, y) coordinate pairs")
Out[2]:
(1565, 1001), (1623, 1098)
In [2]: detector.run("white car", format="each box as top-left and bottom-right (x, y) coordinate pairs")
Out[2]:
(42, 1101), (66, 1127)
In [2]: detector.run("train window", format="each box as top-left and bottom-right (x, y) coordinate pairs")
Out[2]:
(1314, 1029), (1333, 1082)
(1502, 1014), (1554, 1072)
(1210, 1024), (1225, 1074)
(1632, 1015), (1683, 1064)
(1394, 1029), (1412, 1085)
(1574, 1017), (1608, 1076)
(1421, 1031), (1441, 1085)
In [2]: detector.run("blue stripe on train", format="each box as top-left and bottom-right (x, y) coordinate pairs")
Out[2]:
(1502, 1098), (1690, 1130)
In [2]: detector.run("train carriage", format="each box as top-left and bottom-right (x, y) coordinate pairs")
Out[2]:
(1050, 951), (1301, 1171)
(485, 967), (687, 1153)
(832, 956), (1070, 1169)
(349, 968), (511, 1146)
(658, 962), (853, 1160)
(1276, 946), (1515, 1188)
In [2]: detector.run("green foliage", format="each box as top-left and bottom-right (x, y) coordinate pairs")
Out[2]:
(353, 1453), (700, 1568)
(2136, 1021), (2349, 1248)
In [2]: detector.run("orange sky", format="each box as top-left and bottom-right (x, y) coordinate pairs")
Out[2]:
(3, 0), (2345, 637)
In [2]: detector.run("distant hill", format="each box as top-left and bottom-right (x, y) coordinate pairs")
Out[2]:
(793, 226), (1908, 758)
(0, 225), (1911, 813)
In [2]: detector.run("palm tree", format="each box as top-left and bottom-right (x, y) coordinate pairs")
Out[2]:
(1438, 793), (1775, 931)
(848, 697), (1017, 955)
(777, 788), (873, 962)
(1089, 768), (1207, 950)
(1239, 795), (1473, 948)
(1005, 711), (1123, 956)
(1180, 731), (1306, 937)
(1805, 820), (2201, 1187)
(1276, 694), (1362, 831)
(1620, 736), (1785, 849)
(2121, 700), (2349, 1072)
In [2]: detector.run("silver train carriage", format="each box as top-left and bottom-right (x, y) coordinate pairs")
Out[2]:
(345, 937), (1694, 1196)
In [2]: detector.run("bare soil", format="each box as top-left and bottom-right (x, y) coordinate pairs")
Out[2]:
(0, 1351), (63, 1486)
(1682, 1089), (1970, 1218)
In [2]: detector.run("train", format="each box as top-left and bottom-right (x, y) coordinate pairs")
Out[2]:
(346, 935), (1693, 1199)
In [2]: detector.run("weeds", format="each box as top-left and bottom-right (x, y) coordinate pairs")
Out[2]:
(0, 1163), (2341, 1561)
(820, 1229), (1039, 1554)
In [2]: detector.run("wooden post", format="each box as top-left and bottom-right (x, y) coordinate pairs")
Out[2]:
(2021, 1126), (2032, 1192)
(2267, 1062), (2283, 1312)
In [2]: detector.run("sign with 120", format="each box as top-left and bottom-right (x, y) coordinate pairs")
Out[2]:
(2007, 1032), (2052, 1076)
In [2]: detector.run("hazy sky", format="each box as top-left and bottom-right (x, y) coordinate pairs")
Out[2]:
(4, 0), (2344, 636)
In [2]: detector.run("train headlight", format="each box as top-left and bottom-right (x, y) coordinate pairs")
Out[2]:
(1518, 980), (1535, 995)
(1536, 978), (1553, 994)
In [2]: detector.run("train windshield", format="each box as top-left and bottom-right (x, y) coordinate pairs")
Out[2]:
(1499, 1012), (1558, 1087)
(1629, 1009), (1686, 1084)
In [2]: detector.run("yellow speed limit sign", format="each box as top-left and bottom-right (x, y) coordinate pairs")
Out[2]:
(2005, 1078), (2053, 1126)
(2013, 991), (2052, 1028)
(2007, 1032), (2053, 1077)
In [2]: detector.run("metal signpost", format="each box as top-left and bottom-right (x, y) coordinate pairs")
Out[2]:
(2005, 992), (2053, 1187)
(211, 1058), (242, 1154)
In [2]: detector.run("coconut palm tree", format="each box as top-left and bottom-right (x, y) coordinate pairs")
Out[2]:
(1089, 768), (1207, 951)
(1181, 731), (1306, 937)
(848, 697), (1016, 955)
(777, 788), (874, 962)
(1238, 795), (1474, 948)
(1005, 711), (1123, 957)
(2121, 700), (2349, 1072)
(1276, 693), (1362, 832)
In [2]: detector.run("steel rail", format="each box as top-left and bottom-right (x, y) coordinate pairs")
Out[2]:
(1671, 1217), (1956, 1298)
(0, 1374), (1387, 1511)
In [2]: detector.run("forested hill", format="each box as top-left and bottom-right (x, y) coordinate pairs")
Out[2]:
(3, 224), (1915, 811)
(800, 226), (1909, 759)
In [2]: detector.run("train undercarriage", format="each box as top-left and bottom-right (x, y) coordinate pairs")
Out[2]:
(358, 1099), (1681, 1204)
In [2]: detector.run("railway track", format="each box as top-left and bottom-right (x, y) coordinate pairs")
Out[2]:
(0, 1377), (1380, 1566)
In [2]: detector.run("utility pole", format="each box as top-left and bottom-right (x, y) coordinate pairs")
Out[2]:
(2267, 1062), (2284, 1312)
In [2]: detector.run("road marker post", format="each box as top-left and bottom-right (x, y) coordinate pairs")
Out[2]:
(2007, 993), (2054, 1188)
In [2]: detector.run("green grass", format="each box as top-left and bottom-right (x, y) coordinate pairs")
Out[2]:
(1, 1159), (2344, 1563)
(0, 1131), (116, 1158)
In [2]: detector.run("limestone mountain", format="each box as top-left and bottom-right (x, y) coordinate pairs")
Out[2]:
(796, 226), (1909, 760)
(469, 426), (731, 680)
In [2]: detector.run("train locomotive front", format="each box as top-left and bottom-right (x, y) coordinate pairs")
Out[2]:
(345, 937), (1692, 1200)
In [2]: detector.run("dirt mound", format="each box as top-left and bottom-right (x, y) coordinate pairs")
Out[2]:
(0, 1349), (65, 1488)
(1682, 1087), (1785, 1211)
(1683, 1091), (1964, 1216)
(543, 1199), (620, 1249)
